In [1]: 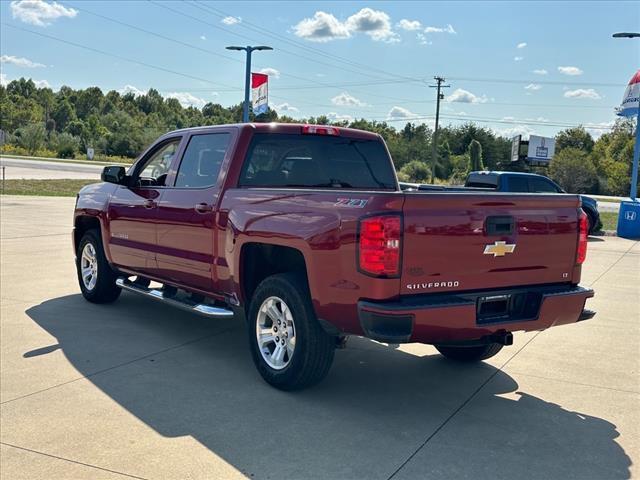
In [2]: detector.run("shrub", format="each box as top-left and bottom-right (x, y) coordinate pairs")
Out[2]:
(549, 148), (599, 194)
(399, 160), (430, 183)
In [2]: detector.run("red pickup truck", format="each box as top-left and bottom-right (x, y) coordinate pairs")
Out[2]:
(73, 123), (595, 390)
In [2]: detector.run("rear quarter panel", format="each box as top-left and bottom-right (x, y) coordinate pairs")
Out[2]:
(217, 189), (404, 334)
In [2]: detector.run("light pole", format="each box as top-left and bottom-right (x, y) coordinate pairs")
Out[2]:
(226, 45), (273, 123)
(612, 32), (639, 200)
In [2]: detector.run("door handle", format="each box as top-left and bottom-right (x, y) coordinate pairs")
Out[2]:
(143, 199), (156, 209)
(195, 202), (213, 213)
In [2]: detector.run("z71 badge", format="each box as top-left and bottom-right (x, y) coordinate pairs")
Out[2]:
(335, 198), (368, 208)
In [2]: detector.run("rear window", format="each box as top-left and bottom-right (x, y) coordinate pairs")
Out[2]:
(238, 134), (397, 189)
(466, 181), (497, 189)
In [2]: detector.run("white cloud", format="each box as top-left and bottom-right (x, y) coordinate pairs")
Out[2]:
(494, 124), (536, 139)
(558, 66), (583, 76)
(517, 42), (527, 49)
(424, 24), (456, 34)
(0, 73), (8, 86)
(514, 56), (524, 62)
(346, 8), (398, 42)
(200, 35), (206, 40)
(10, 0), (77, 26)
(274, 103), (299, 113)
(397, 19), (421, 31)
(585, 121), (614, 139)
(221, 16), (241, 25)
(446, 88), (488, 104)
(166, 92), (207, 108)
(416, 33), (432, 45)
(533, 69), (548, 75)
(564, 88), (601, 100)
(258, 67), (280, 79)
(326, 112), (353, 123)
(387, 106), (418, 120)
(119, 85), (145, 97)
(331, 92), (368, 107)
(0, 55), (45, 68)
(293, 11), (351, 42)
(293, 8), (399, 43)
(524, 83), (542, 91)
(33, 79), (50, 88)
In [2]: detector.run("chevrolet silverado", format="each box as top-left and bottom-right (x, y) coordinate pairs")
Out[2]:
(73, 123), (595, 390)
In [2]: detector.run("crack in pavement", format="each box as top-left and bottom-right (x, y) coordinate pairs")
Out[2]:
(1, 442), (149, 480)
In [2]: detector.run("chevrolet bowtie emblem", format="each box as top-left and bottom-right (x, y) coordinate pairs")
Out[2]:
(484, 241), (516, 257)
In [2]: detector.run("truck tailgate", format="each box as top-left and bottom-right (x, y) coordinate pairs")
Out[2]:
(401, 193), (581, 295)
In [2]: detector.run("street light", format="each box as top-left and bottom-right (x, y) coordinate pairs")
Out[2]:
(226, 45), (273, 123)
(612, 32), (640, 38)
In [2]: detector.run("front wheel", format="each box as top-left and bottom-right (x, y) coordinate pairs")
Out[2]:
(435, 343), (503, 362)
(248, 273), (335, 390)
(76, 229), (121, 303)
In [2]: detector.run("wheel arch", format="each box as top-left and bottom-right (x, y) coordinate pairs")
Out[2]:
(239, 243), (310, 307)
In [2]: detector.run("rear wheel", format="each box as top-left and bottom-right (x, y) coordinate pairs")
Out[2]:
(76, 229), (121, 303)
(435, 343), (503, 362)
(248, 273), (335, 390)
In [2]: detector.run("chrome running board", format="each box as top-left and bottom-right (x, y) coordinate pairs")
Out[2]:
(116, 278), (234, 319)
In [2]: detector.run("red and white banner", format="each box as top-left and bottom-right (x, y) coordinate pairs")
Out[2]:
(251, 73), (269, 115)
(617, 69), (640, 118)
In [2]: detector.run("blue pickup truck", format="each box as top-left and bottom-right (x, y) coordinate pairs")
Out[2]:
(399, 171), (602, 234)
(464, 171), (602, 234)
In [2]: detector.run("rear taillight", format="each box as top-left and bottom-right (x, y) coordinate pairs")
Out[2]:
(301, 125), (340, 136)
(358, 215), (402, 277)
(577, 209), (588, 264)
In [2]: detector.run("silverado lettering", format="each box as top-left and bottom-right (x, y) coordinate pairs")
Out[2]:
(73, 123), (595, 391)
(407, 281), (460, 290)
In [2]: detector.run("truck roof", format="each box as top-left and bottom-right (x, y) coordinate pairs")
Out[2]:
(468, 171), (549, 179)
(165, 123), (381, 140)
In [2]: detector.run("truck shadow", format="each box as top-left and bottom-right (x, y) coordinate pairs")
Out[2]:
(24, 294), (631, 479)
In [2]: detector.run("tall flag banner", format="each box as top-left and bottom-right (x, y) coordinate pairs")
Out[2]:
(617, 69), (640, 118)
(251, 73), (269, 115)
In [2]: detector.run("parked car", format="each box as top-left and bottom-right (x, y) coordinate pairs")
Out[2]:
(73, 124), (595, 390)
(465, 171), (602, 234)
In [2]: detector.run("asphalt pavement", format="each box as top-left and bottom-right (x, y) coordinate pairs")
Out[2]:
(0, 196), (638, 480)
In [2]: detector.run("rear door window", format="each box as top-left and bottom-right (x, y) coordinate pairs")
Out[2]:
(174, 133), (230, 188)
(529, 177), (560, 193)
(239, 134), (397, 189)
(508, 176), (529, 192)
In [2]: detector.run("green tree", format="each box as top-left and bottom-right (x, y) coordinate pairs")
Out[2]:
(52, 132), (80, 158)
(555, 126), (595, 153)
(549, 148), (599, 194)
(399, 160), (430, 183)
(52, 98), (76, 132)
(468, 139), (484, 171)
(18, 123), (47, 155)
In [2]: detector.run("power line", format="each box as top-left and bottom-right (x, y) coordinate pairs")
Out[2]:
(446, 76), (624, 88)
(1, 22), (241, 91)
(191, 0), (424, 85)
(429, 76), (450, 182)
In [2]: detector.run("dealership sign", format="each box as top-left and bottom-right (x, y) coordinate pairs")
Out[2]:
(527, 135), (555, 163)
(617, 69), (640, 118)
(251, 73), (269, 115)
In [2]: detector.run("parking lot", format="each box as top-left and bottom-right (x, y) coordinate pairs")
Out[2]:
(1, 195), (638, 479)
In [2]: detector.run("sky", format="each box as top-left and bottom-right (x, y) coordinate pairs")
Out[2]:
(1, 0), (639, 138)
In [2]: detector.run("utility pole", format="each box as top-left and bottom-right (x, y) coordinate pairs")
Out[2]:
(226, 45), (273, 123)
(429, 76), (450, 183)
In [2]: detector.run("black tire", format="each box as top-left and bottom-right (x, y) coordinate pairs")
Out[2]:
(76, 229), (121, 304)
(435, 343), (503, 362)
(248, 273), (335, 391)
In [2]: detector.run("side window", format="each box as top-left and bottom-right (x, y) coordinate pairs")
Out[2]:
(174, 133), (231, 188)
(508, 176), (529, 192)
(529, 178), (560, 193)
(138, 140), (180, 186)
